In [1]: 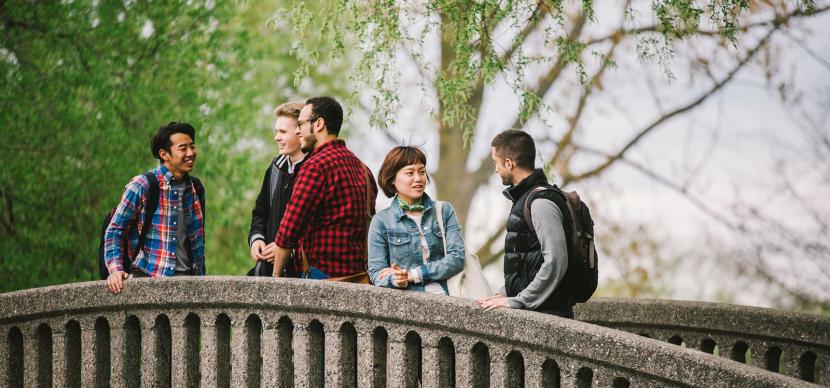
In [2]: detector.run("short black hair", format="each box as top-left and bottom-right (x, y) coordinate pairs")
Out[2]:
(491, 129), (536, 170)
(378, 146), (429, 198)
(306, 96), (344, 136)
(151, 122), (196, 160)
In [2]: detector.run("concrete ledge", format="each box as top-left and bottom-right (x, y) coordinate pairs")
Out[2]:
(575, 298), (830, 347)
(0, 277), (817, 387)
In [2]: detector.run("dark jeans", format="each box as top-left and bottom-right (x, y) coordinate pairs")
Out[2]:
(537, 306), (574, 319)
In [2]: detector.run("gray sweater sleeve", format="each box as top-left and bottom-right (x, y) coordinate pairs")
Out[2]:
(506, 199), (568, 310)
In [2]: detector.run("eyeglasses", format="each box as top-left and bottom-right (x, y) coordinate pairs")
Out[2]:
(297, 116), (319, 128)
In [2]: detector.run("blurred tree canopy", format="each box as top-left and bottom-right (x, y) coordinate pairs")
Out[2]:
(0, 0), (348, 291)
(285, 0), (828, 309)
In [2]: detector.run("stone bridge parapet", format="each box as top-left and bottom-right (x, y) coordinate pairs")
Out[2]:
(0, 277), (818, 387)
(576, 297), (830, 385)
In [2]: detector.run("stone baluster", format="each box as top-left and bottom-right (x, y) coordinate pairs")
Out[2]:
(50, 321), (67, 388)
(293, 316), (326, 388)
(323, 321), (339, 387)
(22, 324), (38, 387)
(558, 358), (583, 388)
(354, 322), (378, 388)
(140, 314), (160, 388)
(779, 344), (801, 380)
(594, 367), (629, 388)
(168, 312), (191, 388)
(199, 312), (219, 388)
(80, 317), (99, 388)
(231, 313), (249, 387)
(292, 317), (312, 388)
(107, 314), (126, 387)
(420, 333), (442, 388)
(385, 327), (408, 388)
(260, 313), (281, 388)
(748, 342), (768, 371)
(523, 352), (546, 388)
(452, 338), (477, 388)
(488, 344), (509, 388)
(322, 319), (353, 387)
(818, 349), (830, 385)
(0, 328), (8, 387)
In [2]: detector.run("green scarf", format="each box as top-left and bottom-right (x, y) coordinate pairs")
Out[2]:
(397, 197), (425, 212)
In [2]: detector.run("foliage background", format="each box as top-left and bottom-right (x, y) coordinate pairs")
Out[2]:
(0, 0), (349, 290)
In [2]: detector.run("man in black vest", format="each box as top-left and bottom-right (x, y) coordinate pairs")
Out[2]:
(477, 129), (573, 318)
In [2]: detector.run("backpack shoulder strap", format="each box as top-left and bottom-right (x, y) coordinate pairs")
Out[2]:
(521, 186), (551, 234)
(135, 171), (159, 258)
(192, 176), (205, 216)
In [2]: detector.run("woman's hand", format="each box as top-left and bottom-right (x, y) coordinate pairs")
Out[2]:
(378, 264), (410, 287)
(390, 263), (409, 288)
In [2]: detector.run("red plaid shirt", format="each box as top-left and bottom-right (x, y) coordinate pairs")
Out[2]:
(275, 139), (377, 277)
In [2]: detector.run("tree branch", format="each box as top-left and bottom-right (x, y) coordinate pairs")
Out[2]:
(475, 224), (505, 263)
(582, 5), (830, 47)
(781, 29), (830, 72)
(496, 2), (547, 70)
(550, 35), (621, 172)
(565, 26), (777, 184)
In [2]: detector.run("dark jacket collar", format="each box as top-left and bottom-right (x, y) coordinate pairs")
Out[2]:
(502, 169), (549, 203)
(274, 154), (306, 173)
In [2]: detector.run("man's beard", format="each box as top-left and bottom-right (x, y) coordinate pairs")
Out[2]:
(500, 173), (512, 186)
(300, 134), (316, 153)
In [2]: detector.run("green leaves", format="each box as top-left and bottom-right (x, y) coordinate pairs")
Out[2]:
(0, 0), (350, 290)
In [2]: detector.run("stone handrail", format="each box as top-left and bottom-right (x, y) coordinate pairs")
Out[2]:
(0, 277), (815, 387)
(575, 298), (830, 385)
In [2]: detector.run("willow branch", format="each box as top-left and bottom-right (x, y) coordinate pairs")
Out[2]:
(550, 36), (621, 171)
(582, 5), (830, 47)
(566, 27), (777, 183)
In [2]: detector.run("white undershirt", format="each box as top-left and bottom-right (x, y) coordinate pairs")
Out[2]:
(408, 214), (446, 295)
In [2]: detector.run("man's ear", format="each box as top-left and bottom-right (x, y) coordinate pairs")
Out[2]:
(314, 117), (327, 135)
(158, 148), (171, 162)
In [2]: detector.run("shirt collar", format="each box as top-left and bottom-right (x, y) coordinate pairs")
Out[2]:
(306, 139), (344, 160)
(157, 162), (189, 185)
(288, 154), (306, 174)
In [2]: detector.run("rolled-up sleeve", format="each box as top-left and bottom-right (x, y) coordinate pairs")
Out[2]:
(104, 178), (146, 274)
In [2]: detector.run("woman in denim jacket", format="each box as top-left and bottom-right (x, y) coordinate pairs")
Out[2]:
(368, 146), (465, 294)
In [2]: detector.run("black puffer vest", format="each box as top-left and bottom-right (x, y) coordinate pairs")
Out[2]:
(503, 169), (573, 310)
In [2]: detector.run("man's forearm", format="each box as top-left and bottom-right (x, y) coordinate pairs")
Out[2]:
(272, 246), (292, 277)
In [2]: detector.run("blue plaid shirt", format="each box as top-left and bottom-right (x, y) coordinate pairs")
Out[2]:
(104, 164), (206, 277)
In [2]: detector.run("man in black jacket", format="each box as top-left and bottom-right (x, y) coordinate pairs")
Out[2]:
(478, 129), (573, 318)
(248, 102), (306, 276)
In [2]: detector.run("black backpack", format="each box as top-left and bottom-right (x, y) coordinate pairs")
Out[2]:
(98, 173), (204, 279)
(523, 185), (598, 303)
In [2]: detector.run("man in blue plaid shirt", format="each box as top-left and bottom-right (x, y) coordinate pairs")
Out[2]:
(104, 122), (206, 294)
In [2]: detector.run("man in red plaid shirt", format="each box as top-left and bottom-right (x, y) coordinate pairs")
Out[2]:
(271, 96), (378, 279)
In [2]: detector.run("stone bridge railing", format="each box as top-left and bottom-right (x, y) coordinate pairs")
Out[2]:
(575, 298), (830, 385)
(0, 277), (816, 387)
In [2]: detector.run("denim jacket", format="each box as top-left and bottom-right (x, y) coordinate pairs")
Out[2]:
(368, 193), (465, 292)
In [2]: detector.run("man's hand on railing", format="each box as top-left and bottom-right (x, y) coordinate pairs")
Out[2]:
(107, 271), (129, 294)
(477, 294), (510, 311)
